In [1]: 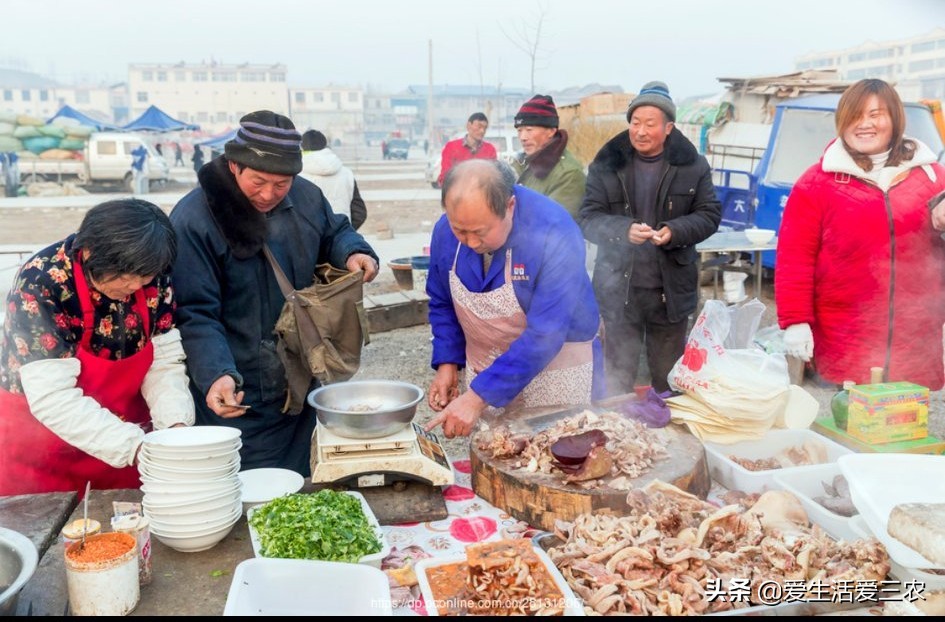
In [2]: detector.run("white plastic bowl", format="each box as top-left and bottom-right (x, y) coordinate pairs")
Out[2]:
(139, 460), (240, 482)
(140, 445), (241, 469)
(145, 502), (242, 528)
(143, 487), (242, 513)
(150, 516), (240, 553)
(772, 462), (857, 541)
(140, 476), (240, 495)
(238, 469), (305, 514)
(143, 426), (242, 449)
(744, 228), (776, 245)
(149, 505), (242, 534)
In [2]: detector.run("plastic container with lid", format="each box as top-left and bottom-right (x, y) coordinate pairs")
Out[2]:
(831, 380), (855, 431)
(61, 519), (101, 548)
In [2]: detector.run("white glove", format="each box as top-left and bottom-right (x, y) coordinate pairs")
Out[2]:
(783, 323), (814, 362)
(141, 328), (196, 430)
(20, 358), (145, 468)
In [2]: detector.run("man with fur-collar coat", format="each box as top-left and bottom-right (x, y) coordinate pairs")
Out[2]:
(580, 82), (720, 395)
(170, 111), (378, 476)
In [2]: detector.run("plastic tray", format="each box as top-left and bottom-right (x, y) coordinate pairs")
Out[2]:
(848, 514), (945, 592)
(771, 462), (857, 542)
(703, 428), (853, 493)
(415, 545), (584, 616)
(838, 453), (945, 569)
(246, 490), (390, 568)
(223, 557), (392, 616)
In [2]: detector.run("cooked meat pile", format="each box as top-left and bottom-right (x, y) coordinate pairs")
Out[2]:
(547, 481), (889, 616)
(476, 410), (669, 490)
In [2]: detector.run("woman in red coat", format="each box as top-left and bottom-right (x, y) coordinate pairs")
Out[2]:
(776, 79), (945, 389)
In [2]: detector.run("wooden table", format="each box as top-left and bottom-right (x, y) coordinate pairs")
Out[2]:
(8, 489), (255, 616)
(696, 230), (778, 298)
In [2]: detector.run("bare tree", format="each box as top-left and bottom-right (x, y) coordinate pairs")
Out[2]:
(500, 2), (551, 93)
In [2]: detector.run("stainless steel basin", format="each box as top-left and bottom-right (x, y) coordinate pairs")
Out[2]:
(0, 527), (38, 616)
(307, 380), (424, 439)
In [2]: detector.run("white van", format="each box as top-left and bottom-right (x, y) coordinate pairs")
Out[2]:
(425, 127), (522, 188)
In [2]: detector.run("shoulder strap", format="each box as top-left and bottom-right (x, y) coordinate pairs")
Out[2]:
(262, 244), (295, 297)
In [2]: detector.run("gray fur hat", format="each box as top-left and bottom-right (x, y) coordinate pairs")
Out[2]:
(626, 81), (676, 123)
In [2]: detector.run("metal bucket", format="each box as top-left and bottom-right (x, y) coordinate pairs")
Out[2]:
(65, 532), (139, 616)
(0, 527), (38, 617)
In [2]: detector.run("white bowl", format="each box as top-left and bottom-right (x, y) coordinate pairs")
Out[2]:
(139, 460), (240, 482)
(144, 487), (242, 513)
(140, 476), (240, 495)
(151, 516), (240, 553)
(772, 462), (857, 541)
(146, 501), (242, 528)
(744, 228), (776, 245)
(238, 469), (305, 514)
(150, 504), (242, 534)
(139, 453), (240, 473)
(141, 445), (241, 469)
(224, 558), (392, 616)
(144, 426), (242, 449)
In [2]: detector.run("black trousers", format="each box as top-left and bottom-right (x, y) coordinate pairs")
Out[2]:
(602, 287), (689, 395)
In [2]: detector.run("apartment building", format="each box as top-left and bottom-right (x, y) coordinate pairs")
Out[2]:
(0, 68), (116, 122)
(288, 85), (364, 145)
(127, 62), (289, 134)
(795, 28), (945, 100)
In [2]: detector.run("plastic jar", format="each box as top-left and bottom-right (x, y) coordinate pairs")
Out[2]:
(65, 532), (140, 616)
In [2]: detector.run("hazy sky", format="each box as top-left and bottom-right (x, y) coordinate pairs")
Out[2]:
(3, 0), (942, 99)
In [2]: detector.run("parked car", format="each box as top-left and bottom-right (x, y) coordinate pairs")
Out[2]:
(425, 128), (522, 188)
(383, 138), (410, 160)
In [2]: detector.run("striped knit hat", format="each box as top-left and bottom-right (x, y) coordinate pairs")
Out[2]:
(225, 110), (302, 175)
(514, 94), (559, 129)
(627, 81), (676, 122)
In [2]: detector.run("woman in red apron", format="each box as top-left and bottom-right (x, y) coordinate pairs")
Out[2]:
(425, 160), (604, 438)
(0, 198), (194, 495)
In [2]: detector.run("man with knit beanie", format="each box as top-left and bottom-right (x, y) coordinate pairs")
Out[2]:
(169, 110), (379, 476)
(580, 81), (721, 395)
(511, 94), (586, 221)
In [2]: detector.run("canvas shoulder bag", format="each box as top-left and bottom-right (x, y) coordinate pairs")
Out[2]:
(262, 245), (370, 414)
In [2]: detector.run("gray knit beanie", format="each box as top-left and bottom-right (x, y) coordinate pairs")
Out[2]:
(626, 81), (676, 123)
(225, 110), (302, 175)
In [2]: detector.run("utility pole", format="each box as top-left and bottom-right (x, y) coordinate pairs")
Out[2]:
(427, 39), (435, 151)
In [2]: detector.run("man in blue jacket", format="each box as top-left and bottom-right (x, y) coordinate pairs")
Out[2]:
(170, 110), (378, 475)
(425, 159), (604, 439)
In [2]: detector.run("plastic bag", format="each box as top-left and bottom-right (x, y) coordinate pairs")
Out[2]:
(667, 299), (791, 441)
(617, 388), (672, 427)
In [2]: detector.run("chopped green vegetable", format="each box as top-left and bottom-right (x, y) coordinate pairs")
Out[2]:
(248, 490), (381, 562)
(210, 569), (228, 577)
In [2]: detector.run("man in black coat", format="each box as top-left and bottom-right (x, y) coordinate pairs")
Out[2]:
(170, 111), (379, 476)
(580, 82), (721, 394)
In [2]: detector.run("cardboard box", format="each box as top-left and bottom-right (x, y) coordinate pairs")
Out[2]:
(812, 418), (945, 454)
(846, 382), (928, 444)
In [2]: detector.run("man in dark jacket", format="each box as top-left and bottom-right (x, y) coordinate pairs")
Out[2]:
(580, 82), (720, 395)
(170, 110), (379, 476)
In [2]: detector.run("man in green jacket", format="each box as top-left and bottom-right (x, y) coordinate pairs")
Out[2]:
(511, 94), (586, 221)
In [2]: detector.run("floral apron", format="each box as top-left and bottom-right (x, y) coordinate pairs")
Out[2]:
(0, 253), (154, 495)
(449, 246), (593, 408)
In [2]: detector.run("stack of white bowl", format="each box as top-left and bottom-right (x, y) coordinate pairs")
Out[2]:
(138, 427), (243, 553)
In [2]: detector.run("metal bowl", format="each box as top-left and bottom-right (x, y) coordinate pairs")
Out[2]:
(0, 527), (38, 616)
(307, 380), (424, 439)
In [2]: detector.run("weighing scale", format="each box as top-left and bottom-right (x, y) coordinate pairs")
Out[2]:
(311, 423), (455, 524)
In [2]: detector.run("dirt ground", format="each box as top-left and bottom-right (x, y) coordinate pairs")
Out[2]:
(4, 162), (943, 461)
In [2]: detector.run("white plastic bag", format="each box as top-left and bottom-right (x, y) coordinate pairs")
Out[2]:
(668, 299), (791, 441)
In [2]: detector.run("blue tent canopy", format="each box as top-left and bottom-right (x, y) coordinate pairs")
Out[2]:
(198, 128), (236, 151)
(46, 105), (119, 131)
(122, 105), (199, 132)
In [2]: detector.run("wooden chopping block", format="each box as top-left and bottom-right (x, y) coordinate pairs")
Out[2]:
(469, 396), (710, 532)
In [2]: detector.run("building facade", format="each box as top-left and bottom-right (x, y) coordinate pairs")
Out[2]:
(287, 85), (364, 145)
(795, 28), (945, 100)
(126, 62), (289, 133)
(0, 68), (115, 123)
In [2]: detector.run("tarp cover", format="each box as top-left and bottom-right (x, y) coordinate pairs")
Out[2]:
(122, 105), (199, 132)
(46, 105), (119, 131)
(197, 128), (236, 150)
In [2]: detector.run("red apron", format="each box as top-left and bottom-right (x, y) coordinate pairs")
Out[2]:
(0, 253), (154, 495)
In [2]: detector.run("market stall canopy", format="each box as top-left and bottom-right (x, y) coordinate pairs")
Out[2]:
(46, 105), (120, 131)
(122, 105), (199, 132)
(197, 128), (236, 151)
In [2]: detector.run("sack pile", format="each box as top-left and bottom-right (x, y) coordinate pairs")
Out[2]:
(0, 111), (91, 160)
(666, 299), (817, 443)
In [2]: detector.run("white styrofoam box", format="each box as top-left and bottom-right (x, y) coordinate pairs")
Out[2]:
(703, 428), (853, 493)
(415, 546), (584, 616)
(223, 557), (392, 616)
(838, 453), (945, 569)
(772, 463), (857, 541)
(247, 491), (390, 568)
(848, 514), (945, 592)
